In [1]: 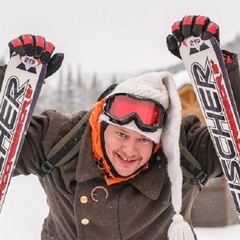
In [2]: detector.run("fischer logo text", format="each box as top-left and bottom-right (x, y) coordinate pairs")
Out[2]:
(0, 76), (32, 200)
(191, 58), (240, 215)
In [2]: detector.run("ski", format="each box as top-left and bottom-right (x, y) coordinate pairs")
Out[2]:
(0, 53), (46, 213)
(180, 36), (240, 220)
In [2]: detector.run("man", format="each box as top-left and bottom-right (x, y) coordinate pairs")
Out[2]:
(4, 15), (239, 239)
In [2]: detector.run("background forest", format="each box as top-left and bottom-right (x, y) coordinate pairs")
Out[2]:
(34, 35), (240, 115)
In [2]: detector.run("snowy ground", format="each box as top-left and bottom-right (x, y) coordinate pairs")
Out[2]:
(195, 225), (239, 240)
(0, 175), (239, 240)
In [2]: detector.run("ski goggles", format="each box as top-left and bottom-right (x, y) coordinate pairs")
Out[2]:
(103, 93), (167, 132)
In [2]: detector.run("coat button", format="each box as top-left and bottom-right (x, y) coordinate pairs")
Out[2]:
(81, 218), (90, 225)
(80, 196), (88, 204)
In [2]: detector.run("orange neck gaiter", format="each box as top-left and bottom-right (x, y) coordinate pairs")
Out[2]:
(89, 98), (161, 185)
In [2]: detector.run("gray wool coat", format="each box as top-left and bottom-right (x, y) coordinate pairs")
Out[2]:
(7, 52), (240, 240)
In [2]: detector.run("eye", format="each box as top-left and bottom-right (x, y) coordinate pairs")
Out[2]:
(139, 137), (151, 143)
(116, 131), (127, 138)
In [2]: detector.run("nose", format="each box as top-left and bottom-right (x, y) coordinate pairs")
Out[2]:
(122, 138), (138, 156)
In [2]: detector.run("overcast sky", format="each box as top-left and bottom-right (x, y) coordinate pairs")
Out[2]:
(1, 1), (240, 76)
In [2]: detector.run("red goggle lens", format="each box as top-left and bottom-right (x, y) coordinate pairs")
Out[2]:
(104, 94), (166, 132)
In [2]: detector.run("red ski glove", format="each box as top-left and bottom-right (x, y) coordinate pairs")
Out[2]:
(166, 15), (220, 59)
(8, 34), (64, 78)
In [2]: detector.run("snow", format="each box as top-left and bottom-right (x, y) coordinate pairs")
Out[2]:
(173, 70), (191, 89)
(195, 225), (240, 240)
(0, 175), (239, 240)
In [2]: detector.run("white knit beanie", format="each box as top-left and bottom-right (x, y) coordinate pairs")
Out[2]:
(100, 72), (169, 143)
(100, 71), (195, 240)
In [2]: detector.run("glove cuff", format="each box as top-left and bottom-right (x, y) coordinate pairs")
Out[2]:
(222, 50), (236, 64)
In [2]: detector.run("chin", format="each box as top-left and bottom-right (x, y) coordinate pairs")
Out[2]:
(117, 169), (136, 177)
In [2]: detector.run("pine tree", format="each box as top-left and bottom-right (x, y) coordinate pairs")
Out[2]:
(56, 68), (64, 111)
(65, 65), (75, 113)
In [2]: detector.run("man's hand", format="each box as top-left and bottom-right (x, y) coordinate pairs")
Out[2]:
(8, 34), (64, 78)
(166, 15), (220, 59)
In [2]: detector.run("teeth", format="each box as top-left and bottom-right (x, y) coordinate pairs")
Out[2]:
(119, 154), (128, 161)
(115, 151), (133, 162)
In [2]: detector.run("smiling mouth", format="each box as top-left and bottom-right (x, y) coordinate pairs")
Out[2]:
(115, 151), (137, 162)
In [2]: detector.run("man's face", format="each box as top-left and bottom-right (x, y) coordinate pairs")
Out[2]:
(104, 124), (153, 177)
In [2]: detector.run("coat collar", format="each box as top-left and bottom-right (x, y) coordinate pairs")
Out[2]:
(129, 158), (168, 200)
(75, 126), (168, 200)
